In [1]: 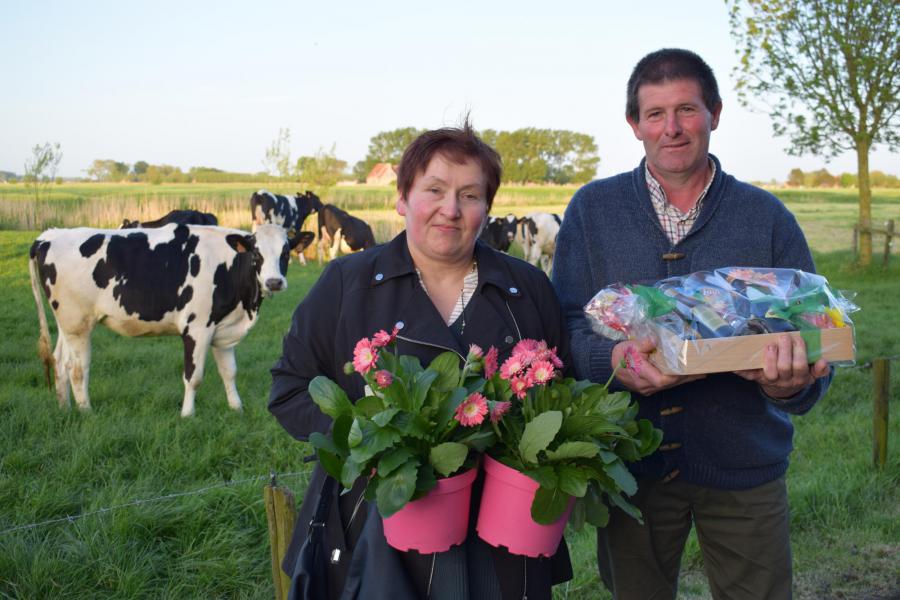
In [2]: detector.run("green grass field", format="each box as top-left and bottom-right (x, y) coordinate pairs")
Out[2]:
(1, 186), (898, 598)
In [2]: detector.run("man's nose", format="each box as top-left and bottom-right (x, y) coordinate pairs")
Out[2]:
(664, 113), (683, 137)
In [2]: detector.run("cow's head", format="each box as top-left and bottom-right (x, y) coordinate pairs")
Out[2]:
(120, 219), (139, 229)
(226, 224), (296, 296)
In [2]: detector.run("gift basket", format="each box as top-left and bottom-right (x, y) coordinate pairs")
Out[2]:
(584, 267), (858, 375)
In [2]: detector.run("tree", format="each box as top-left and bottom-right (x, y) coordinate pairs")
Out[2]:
(787, 168), (805, 187)
(86, 159), (130, 182)
(296, 144), (348, 189)
(354, 127), (424, 182)
(263, 127), (292, 179)
(23, 142), (63, 202)
(727, 0), (900, 266)
(133, 160), (149, 176)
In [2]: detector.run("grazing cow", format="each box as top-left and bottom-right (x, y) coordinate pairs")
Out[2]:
(517, 212), (563, 274)
(317, 204), (376, 262)
(479, 214), (519, 252)
(29, 223), (313, 417)
(121, 209), (218, 229)
(250, 189), (322, 265)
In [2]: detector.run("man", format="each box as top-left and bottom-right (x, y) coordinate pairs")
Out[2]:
(552, 48), (832, 599)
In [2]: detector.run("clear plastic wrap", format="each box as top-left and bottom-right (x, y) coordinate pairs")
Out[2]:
(584, 267), (859, 375)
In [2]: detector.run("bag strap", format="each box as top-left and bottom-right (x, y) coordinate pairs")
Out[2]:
(308, 475), (336, 535)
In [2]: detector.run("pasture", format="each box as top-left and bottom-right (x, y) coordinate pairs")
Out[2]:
(1, 184), (898, 599)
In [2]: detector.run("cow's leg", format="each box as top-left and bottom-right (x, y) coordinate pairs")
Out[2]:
(329, 227), (342, 261)
(52, 335), (71, 409)
(61, 331), (93, 412)
(317, 226), (330, 265)
(293, 247), (307, 266)
(211, 345), (242, 412)
(180, 327), (212, 417)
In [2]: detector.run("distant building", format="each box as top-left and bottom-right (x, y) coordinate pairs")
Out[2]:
(366, 163), (397, 186)
(0, 170), (16, 182)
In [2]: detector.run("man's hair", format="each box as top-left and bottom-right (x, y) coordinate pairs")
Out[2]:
(397, 120), (502, 210)
(626, 48), (721, 123)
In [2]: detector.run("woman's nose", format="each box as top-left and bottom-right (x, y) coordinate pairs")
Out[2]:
(440, 195), (462, 218)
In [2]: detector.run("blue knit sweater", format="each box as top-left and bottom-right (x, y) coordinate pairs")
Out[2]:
(552, 155), (832, 490)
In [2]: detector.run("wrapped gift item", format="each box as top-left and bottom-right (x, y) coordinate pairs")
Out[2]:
(584, 267), (858, 375)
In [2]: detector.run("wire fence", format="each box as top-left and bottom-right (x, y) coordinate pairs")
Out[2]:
(842, 353), (900, 370)
(0, 470), (310, 537)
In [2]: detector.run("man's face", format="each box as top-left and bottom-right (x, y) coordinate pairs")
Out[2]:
(627, 78), (721, 182)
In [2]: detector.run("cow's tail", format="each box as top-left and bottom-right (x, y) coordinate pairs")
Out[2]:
(28, 256), (54, 389)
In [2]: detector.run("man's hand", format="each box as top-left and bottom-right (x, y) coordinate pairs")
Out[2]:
(734, 334), (830, 398)
(611, 338), (705, 395)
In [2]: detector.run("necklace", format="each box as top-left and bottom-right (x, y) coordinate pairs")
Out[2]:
(414, 260), (477, 328)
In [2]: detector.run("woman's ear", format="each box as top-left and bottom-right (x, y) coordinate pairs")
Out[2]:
(396, 195), (407, 217)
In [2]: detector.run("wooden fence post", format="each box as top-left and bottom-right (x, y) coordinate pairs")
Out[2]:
(882, 219), (894, 268)
(873, 358), (890, 469)
(265, 473), (297, 600)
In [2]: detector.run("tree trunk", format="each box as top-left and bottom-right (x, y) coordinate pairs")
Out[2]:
(856, 138), (872, 267)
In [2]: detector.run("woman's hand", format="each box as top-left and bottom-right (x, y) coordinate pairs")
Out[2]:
(611, 338), (705, 396)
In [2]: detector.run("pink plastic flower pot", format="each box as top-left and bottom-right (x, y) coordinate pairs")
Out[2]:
(382, 467), (477, 553)
(476, 455), (574, 557)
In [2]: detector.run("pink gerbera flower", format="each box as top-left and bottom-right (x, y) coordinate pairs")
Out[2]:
(500, 355), (524, 380)
(624, 345), (643, 376)
(528, 360), (555, 385)
(489, 401), (511, 424)
(454, 392), (488, 426)
(374, 369), (393, 387)
(509, 374), (533, 400)
(352, 338), (379, 374)
(468, 344), (483, 359)
(484, 346), (499, 379)
(371, 328), (397, 348)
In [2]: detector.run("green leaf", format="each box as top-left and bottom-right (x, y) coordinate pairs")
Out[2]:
(521, 466), (558, 489)
(411, 369), (440, 412)
(340, 456), (366, 488)
(392, 412), (430, 439)
(557, 464), (589, 497)
(347, 418), (363, 448)
(308, 376), (354, 419)
(309, 432), (341, 457)
(603, 458), (638, 496)
(429, 351), (463, 392)
(456, 429), (496, 452)
(372, 408), (401, 427)
(316, 449), (343, 482)
(348, 419), (400, 463)
(518, 411), (563, 464)
(433, 387), (468, 431)
(606, 489), (643, 523)
(560, 416), (627, 438)
(583, 484), (610, 528)
(429, 442), (468, 477)
(377, 448), (414, 477)
(545, 441), (599, 461)
(354, 395), (384, 418)
(375, 459), (419, 518)
(531, 484), (571, 525)
(332, 414), (353, 454)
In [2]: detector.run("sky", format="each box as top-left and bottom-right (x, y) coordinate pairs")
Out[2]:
(3, 0), (898, 183)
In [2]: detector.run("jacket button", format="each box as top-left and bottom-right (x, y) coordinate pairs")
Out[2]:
(660, 406), (683, 416)
(662, 469), (681, 483)
(660, 442), (682, 451)
(395, 321), (405, 330)
(505, 335), (514, 344)
(509, 287), (518, 294)
(374, 273), (384, 281)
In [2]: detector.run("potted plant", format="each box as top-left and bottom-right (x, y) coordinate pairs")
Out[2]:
(307, 328), (494, 553)
(474, 339), (662, 557)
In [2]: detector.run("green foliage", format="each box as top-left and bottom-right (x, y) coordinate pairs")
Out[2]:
(23, 142), (63, 203)
(86, 159), (130, 182)
(295, 144), (348, 189)
(352, 127), (424, 182)
(481, 128), (599, 184)
(262, 127), (292, 179)
(308, 342), (487, 517)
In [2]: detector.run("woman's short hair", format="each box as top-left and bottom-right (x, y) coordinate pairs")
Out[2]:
(626, 48), (721, 123)
(397, 121), (502, 210)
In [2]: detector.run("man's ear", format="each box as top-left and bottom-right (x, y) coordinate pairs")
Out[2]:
(710, 102), (723, 131)
(626, 114), (643, 141)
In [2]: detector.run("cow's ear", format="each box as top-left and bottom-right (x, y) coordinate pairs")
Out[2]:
(226, 233), (255, 254)
(290, 231), (315, 251)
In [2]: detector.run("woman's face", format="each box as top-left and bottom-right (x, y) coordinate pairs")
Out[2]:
(398, 153), (488, 266)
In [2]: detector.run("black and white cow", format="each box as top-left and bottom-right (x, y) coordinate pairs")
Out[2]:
(121, 209), (218, 229)
(29, 223), (313, 416)
(317, 204), (376, 262)
(250, 190), (322, 264)
(479, 214), (519, 252)
(516, 212), (563, 274)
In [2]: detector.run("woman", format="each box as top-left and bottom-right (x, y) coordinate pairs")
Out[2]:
(269, 123), (572, 599)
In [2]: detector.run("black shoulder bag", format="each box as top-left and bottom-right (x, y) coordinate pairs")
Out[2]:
(289, 475), (336, 600)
